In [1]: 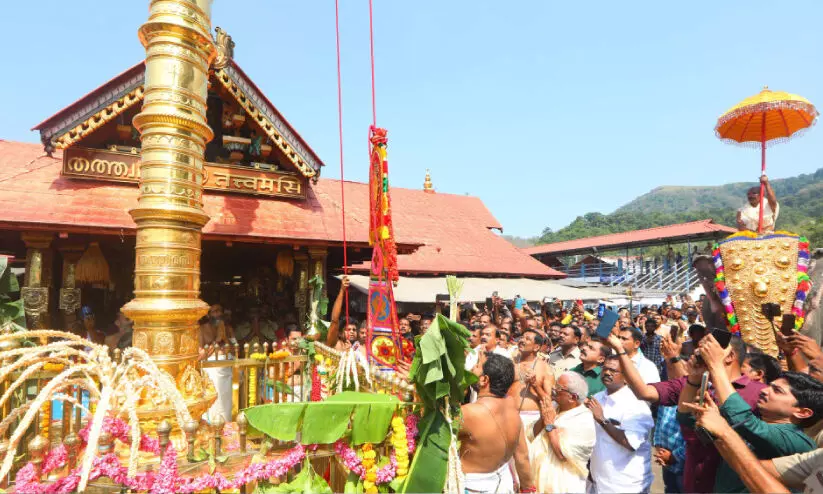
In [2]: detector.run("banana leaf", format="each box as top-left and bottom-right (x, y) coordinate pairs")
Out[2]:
(244, 391), (399, 445)
(400, 314), (475, 493)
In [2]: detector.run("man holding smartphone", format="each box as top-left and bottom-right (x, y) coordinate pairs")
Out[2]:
(610, 328), (765, 493)
(680, 334), (819, 493)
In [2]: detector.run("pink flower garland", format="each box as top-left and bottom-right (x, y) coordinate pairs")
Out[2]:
(14, 417), (308, 494)
(14, 414), (419, 494)
(334, 413), (419, 485)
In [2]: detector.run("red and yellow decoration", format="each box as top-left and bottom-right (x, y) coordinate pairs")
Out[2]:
(366, 127), (403, 371)
(361, 443), (378, 494)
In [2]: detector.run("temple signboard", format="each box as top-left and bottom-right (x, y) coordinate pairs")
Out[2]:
(62, 147), (307, 200)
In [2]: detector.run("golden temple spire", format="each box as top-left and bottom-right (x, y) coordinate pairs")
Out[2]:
(423, 169), (434, 194)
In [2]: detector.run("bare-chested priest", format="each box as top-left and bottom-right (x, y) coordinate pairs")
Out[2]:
(460, 353), (534, 493)
(509, 329), (554, 433)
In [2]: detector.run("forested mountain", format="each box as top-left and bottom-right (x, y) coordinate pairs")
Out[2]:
(535, 168), (823, 248)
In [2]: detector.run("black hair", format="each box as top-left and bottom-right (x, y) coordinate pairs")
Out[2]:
(729, 334), (746, 366)
(482, 353), (515, 398)
(644, 318), (660, 329)
(341, 317), (360, 328)
(522, 329), (544, 346)
(745, 353), (781, 383)
(688, 324), (707, 337)
(590, 338), (612, 359)
(568, 325), (582, 339)
(619, 327), (643, 343)
(780, 372), (823, 428)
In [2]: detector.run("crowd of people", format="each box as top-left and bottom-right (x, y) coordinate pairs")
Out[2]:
(407, 287), (822, 494)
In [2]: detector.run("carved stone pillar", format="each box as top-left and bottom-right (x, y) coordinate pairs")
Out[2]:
(294, 252), (309, 329)
(121, 0), (217, 427)
(57, 244), (84, 332)
(21, 233), (54, 330)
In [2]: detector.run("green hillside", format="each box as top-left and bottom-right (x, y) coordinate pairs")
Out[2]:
(537, 168), (823, 249)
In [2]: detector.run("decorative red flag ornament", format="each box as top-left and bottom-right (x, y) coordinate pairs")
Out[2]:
(366, 126), (403, 371)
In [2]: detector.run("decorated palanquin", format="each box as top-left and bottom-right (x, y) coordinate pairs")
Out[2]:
(714, 231), (812, 357)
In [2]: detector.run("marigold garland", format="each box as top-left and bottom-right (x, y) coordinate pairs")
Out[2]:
(333, 412), (419, 490)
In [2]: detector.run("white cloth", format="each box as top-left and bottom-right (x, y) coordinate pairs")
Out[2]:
(632, 351), (661, 384)
(464, 462), (515, 494)
(529, 405), (595, 494)
(204, 365), (233, 422)
(589, 386), (654, 494)
(739, 200), (779, 232)
(520, 411), (541, 434)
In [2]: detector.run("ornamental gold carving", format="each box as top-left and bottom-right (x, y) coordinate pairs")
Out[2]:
(21, 287), (49, 314)
(719, 236), (799, 357)
(153, 332), (175, 354)
(58, 288), (81, 312)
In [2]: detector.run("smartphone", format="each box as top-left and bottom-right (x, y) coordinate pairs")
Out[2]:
(761, 302), (782, 321)
(711, 328), (732, 349)
(435, 294), (450, 304)
(697, 371), (710, 406)
(670, 324), (679, 343)
(595, 309), (620, 339)
(780, 314), (797, 336)
(485, 297), (494, 309)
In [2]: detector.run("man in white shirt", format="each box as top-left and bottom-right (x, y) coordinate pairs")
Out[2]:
(615, 327), (660, 384)
(586, 355), (655, 493)
(737, 174), (779, 233)
(548, 325), (581, 378)
(465, 325), (511, 373)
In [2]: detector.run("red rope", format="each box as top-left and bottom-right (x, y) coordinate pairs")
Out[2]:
(335, 0), (349, 322)
(368, 0), (377, 126)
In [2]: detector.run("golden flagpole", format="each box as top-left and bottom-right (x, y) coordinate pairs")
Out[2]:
(122, 0), (218, 429)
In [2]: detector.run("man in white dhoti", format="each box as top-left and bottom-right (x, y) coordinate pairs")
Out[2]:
(528, 372), (595, 493)
(460, 353), (535, 493)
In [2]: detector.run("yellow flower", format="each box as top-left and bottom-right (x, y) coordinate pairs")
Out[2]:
(250, 352), (267, 361)
(315, 354), (324, 363)
(325, 358), (332, 367)
(391, 416), (404, 427)
(363, 450), (376, 460)
(366, 471), (377, 483)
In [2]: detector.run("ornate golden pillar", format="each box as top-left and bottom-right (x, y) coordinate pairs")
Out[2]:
(121, 0), (217, 423)
(57, 244), (84, 332)
(21, 233), (54, 330)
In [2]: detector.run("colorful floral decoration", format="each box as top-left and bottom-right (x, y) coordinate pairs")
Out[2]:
(333, 412), (419, 491)
(714, 232), (813, 337)
(248, 366), (258, 406)
(366, 126), (403, 371)
(15, 416), (311, 494)
(361, 443), (378, 493)
(795, 236), (811, 329)
(311, 365), (322, 402)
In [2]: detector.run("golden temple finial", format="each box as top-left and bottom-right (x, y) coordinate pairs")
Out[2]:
(423, 169), (434, 194)
(213, 27), (235, 70)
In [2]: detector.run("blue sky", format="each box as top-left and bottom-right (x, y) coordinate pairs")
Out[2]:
(1, 1), (821, 237)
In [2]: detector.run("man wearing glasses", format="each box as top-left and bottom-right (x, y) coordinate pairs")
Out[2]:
(586, 355), (654, 493)
(527, 372), (595, 493)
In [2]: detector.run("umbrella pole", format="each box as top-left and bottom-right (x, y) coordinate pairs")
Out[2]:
(758, 113), (766, 234)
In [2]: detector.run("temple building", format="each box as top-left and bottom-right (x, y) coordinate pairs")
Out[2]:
(0, 31), (561, 335)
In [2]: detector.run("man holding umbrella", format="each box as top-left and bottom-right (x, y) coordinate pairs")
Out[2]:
(737, 175), (779, 233)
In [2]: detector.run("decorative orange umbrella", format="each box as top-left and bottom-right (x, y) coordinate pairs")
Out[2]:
(715, 87), (818, 233)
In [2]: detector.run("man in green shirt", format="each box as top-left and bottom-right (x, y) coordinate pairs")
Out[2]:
(680, 334), (823, 493)
(572, 338), (608, 397)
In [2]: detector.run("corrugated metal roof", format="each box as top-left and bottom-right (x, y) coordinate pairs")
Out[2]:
(524, 220), (736, 256)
